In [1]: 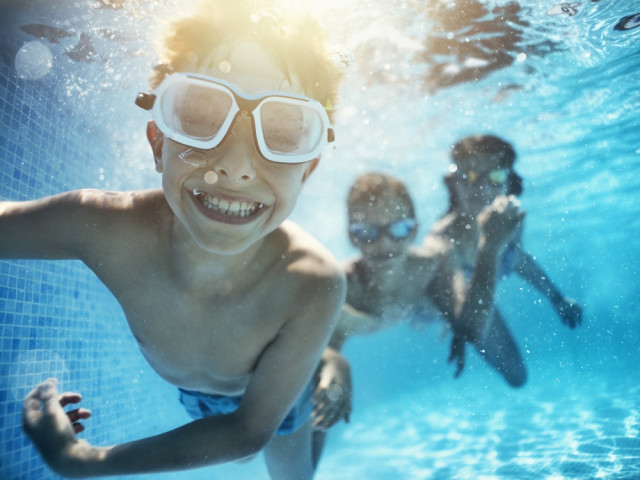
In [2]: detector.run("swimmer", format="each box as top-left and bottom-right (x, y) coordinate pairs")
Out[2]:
(1, 1), (345, 478)
(423, 134), (583, 379)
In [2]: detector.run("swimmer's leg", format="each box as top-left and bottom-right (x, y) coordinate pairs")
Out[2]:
(311, 428), (328, 470)
(473, 309), (527, 388)
(263, 418), (315, 479)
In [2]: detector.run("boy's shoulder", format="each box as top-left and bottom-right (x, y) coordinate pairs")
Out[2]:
(265, 221), (346, 305)
(275, 220), (344, 281)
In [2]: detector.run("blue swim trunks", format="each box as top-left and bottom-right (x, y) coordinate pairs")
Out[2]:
(179, 382), (314, 436)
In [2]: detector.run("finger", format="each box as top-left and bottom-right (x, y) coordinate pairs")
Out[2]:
(72, 423), (86, 434)
(59, 392), (83, 408)
(66, 408), (92, 424)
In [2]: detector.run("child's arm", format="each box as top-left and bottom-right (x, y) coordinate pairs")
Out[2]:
(513, 249), (583, 328)
(0, 193), (87, 259)
(313, 347), (352, 430)
(311, 302), (379, 429)
(0, 190), (138, 261)
(427, 196), (525, 376)
(23, 265), (346, 477)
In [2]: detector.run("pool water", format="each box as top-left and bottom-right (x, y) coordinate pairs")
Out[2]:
(1, 0), (639, 479)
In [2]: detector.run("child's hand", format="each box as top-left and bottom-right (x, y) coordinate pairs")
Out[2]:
(23, 378), (93, 476)
(478, 195), (525, 249)
(313, 354), (352, 430)
(555, 297), (583, 329)
(448, 331), (466, 378)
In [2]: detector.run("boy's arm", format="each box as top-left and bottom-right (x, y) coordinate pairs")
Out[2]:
(0, 190), (134, 260)
(24, 265), (346, 477)
(513, 248), (583, 328)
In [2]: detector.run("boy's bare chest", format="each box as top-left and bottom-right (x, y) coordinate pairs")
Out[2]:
(111, 274), (287, 395)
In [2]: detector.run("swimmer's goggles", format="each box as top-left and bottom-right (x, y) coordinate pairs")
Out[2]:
(136, 73), (334, 164)
(349, 218), (417, 244)
(459, 168), (509, 186)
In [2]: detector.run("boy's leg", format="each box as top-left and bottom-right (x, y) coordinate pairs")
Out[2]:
(263, 418), (315, 480)
(473, 309), (527, 387)
(311, 429), (328, 470)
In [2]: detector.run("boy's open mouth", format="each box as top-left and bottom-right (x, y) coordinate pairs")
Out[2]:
(192, 189), (264, 218)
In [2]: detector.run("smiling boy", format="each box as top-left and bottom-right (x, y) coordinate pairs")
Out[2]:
(0, 1), (345, 478)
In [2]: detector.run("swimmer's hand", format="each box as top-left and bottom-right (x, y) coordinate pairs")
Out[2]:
(313, 349), (352, 430)
(448, 332), (466, 378)
(555, 296), (583, 329)
(478, 195), (525, 249)
(23, 378), (97, 477)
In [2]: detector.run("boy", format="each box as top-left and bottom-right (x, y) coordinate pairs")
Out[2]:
(0, 1), (345, 478)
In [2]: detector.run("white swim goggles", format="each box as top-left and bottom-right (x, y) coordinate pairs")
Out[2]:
(136, 73), (335, 164)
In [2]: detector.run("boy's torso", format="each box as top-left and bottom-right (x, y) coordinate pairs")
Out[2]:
(80, 189), (328, 396)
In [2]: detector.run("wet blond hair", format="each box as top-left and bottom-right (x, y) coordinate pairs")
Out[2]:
(150, 0), (342, 115)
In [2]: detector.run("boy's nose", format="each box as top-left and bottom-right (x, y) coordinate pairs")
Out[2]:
(209, 112), (258, 182)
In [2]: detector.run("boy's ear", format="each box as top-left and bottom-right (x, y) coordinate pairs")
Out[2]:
(302, 158), (320, 183)
(146, 120), (164, 172)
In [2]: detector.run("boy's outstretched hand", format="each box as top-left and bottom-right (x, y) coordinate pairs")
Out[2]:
(23, 378), (94, 476)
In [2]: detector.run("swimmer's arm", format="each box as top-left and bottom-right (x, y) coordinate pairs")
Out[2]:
(513, 247), (582, 328)
(328, 304), (380, 350)
(24, 271), (346, 477)
(0, 190), (134, 260)
(313, 346), (352, 429)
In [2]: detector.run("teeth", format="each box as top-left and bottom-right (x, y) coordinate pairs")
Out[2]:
(192, 190), (263, 217)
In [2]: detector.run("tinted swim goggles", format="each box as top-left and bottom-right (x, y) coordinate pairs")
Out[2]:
(459, 168), (509, 186)
(135, 73), (335, 164)
(349, 218), (417, 244)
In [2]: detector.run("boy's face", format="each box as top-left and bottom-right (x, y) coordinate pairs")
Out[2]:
(348, 194), (416, 263)
(150, 42), (319, 255)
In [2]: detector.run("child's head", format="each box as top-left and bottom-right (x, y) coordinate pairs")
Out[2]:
(445, 134), (523, 213)
(347, 172), (417, 260)
(150, 0), (342, 117)
(139, 0), (344, 255)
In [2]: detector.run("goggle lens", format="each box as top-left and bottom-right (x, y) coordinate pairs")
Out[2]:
(160, 82), (233, 143)
(259, 99), (324, 157)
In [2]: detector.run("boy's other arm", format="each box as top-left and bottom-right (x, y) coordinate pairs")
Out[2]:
(513, 248), (583, 328)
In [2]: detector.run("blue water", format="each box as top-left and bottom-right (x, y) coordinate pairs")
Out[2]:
(1, 0), (639, 479)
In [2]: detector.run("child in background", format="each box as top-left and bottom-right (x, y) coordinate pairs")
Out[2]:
(1, 1), (345, 478)
(312, 171), (525, 466)
(425, 134), (582, 376)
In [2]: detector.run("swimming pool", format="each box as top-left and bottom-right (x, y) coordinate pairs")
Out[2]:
(1, 0), (639, 478)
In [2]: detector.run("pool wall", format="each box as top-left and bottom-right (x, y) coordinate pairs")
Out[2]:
(0, 49), (189, 480)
